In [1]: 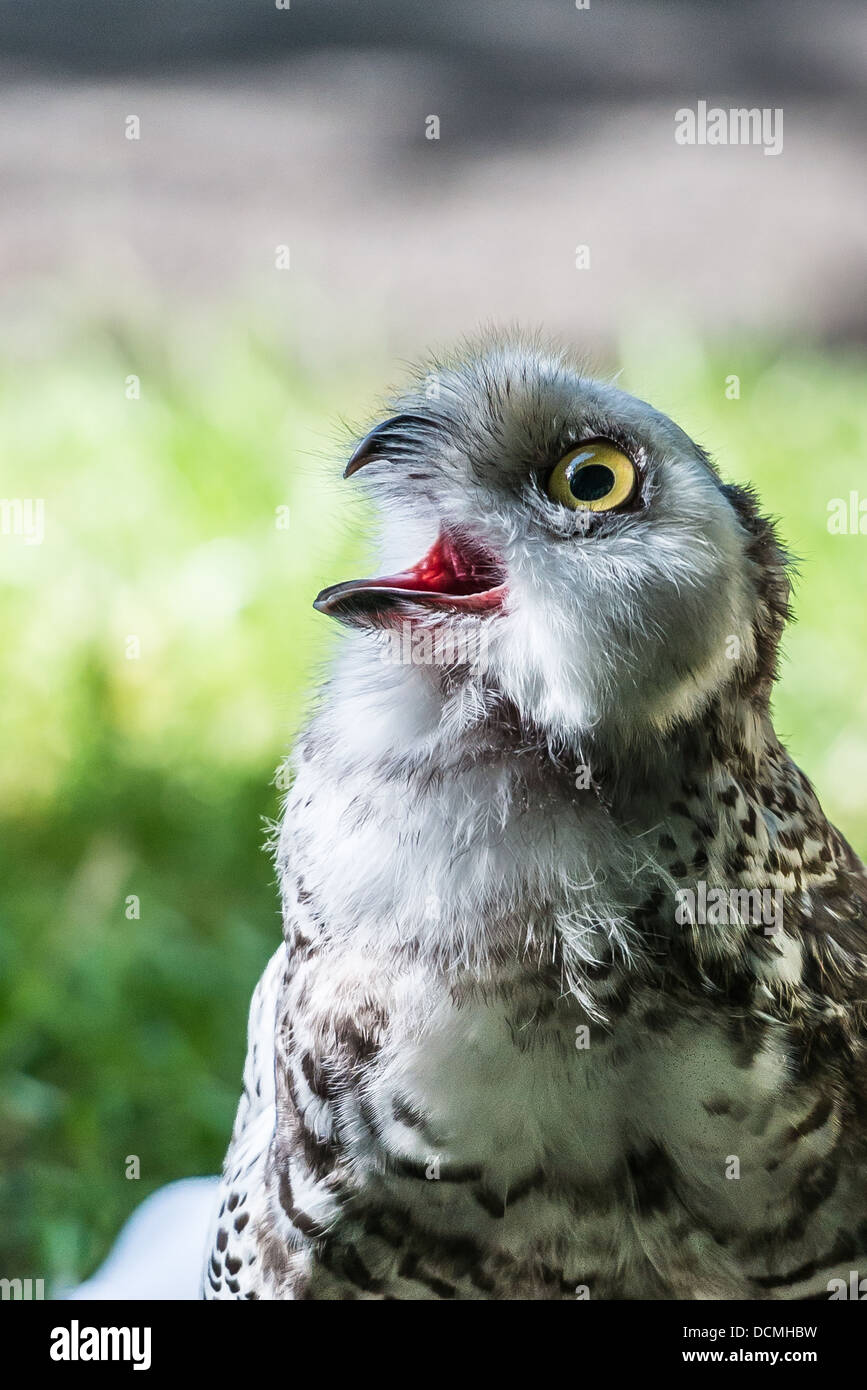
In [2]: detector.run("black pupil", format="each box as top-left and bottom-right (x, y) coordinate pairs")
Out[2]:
(569, 463), (615, 502)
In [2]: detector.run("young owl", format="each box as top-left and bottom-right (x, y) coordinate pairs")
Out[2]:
(203, 339), (867, 1301)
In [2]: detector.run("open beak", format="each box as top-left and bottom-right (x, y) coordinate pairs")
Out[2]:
(313, 530), (507, 625)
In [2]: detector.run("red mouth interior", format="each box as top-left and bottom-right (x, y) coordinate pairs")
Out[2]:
(313, 529), (507, 618)
(387, 532), (505, 598)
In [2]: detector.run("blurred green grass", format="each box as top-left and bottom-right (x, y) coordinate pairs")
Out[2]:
(1, 327), (866, 1288)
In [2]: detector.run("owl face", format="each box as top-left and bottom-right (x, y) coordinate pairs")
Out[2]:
(315, 344), (784, 745)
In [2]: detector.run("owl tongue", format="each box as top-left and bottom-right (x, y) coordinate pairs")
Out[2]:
(313, 530), (507, 624)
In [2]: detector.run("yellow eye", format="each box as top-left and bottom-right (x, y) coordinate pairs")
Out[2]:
(546, 440), (637, 512)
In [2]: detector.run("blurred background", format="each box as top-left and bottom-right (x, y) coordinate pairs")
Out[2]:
(1, 0), (866, 1292)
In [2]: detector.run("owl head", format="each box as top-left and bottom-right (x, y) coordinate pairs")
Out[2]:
(314, 339), (790, 750)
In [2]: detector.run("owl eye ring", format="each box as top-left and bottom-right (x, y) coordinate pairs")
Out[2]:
(545, 439), (638, 513)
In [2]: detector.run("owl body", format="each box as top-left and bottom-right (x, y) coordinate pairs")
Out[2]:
(204, 343), (867, 1300)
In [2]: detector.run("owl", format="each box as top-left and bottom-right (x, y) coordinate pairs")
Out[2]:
(203, 339), (867, 1300)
